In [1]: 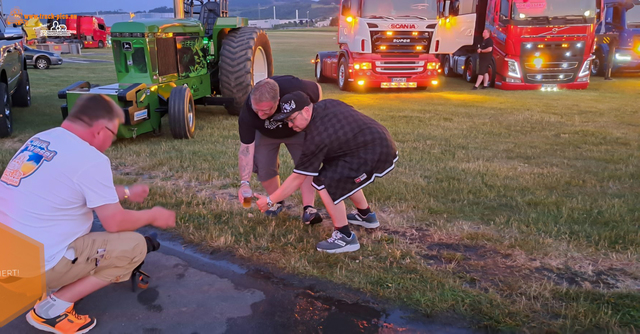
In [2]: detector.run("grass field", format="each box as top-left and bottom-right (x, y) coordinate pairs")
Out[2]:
(5, 30), (640, 332)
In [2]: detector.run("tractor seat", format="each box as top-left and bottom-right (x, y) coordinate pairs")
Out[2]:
(200, 1), (220, 37)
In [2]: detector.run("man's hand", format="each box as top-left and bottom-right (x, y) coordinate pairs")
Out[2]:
(238, 184), (252, 204)
(477, 48), (482, 53)
(150, 207), (176, 229)
(128, 184), (150, 203)
(255, 193), (269, 212)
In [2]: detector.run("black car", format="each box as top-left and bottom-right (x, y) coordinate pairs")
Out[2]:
(24, 46), (63, 70)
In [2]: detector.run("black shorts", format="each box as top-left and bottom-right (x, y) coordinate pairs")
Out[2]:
(311, 151), (398, 204)
(478, 57), (492, 75)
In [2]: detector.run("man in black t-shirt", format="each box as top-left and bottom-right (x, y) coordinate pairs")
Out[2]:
(238, 76), (323, 224)
(255, 92), (398, 254)
(473, 29), (494, 90)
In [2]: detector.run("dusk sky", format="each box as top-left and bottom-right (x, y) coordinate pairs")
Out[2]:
(4, 0), (175, 14)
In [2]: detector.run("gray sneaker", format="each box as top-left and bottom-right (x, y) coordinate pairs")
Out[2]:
(316, 230), (360, 253)
(347, 211), (380, 228)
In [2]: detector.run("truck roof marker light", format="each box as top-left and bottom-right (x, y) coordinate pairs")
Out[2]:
(519, 13), (526, 19)
(346, 16), (353, 23)
(584, 10), (591, 17)
(416, 46), (423, 51)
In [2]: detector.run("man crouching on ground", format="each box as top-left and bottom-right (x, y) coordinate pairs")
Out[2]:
(256, 92), (398, 253)
(0, 95), (176, 333)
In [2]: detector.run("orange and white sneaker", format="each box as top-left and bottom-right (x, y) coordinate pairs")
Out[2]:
(26, 305), (96, 334)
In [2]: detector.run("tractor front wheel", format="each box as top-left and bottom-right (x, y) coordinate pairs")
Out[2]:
(168, 85), (195, 139)
(219, 27), (274, 116)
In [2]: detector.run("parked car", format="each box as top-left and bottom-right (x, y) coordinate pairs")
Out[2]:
(0, 19), (31, 138)
(24, 46), (63, 70)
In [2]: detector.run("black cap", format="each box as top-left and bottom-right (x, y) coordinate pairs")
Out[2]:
(272, 91), (311, 121)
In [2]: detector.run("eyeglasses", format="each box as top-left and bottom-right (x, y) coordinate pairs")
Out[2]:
(285, 112), (301, 125)
(103, 125), (118, 142)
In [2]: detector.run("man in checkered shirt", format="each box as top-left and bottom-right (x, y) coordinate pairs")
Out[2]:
(256, 92), (398, 253)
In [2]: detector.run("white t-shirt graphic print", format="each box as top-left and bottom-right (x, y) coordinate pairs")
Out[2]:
(0, 127), (119, 270)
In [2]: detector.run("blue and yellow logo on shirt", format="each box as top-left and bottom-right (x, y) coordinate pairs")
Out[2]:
(1, 138), (57, 187)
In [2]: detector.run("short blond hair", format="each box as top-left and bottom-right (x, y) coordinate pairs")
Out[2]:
(250, 79), (279, 104)
(67, 95), (124, 125)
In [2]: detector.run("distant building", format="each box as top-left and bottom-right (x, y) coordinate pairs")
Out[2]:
(100, 13), (173, 27)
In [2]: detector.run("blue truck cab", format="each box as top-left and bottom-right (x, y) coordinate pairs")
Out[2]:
(592, 0), (640, 75)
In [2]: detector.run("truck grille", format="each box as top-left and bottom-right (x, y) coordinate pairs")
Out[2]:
(157, 37), (178, 77)
(526, 73), (574, 81)
(520, 41), (583, 84)
(370, 31), (431, 54)
(375, 61), (424, 73)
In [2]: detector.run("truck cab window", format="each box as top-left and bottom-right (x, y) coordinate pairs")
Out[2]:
(499, 0), (510, 23)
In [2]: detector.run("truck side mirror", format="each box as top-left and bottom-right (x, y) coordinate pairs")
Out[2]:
(341, 0), (353, 17)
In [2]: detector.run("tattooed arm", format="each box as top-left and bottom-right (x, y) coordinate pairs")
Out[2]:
(238, 142), (255, 203)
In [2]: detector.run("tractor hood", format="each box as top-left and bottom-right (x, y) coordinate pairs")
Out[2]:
(111, 19), (203, 34)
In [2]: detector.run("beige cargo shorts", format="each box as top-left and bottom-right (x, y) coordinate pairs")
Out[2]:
(45, 231), (147, 290)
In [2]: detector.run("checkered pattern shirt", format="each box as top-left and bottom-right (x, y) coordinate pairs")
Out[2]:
(293, 99), (397, 177)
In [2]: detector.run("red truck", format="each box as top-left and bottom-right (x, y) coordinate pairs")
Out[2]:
(431, 0), (604, 90)
(47, 15), (108, 48)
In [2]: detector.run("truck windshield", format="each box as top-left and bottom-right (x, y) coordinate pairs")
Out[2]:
(627, 2), (640, 25)
(362, 0), (438, 20)
(511, 0), (597, 24)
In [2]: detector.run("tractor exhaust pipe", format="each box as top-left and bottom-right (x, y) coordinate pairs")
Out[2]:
(174, 0), (185, 19)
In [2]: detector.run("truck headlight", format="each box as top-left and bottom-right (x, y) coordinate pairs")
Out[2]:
(579, 59), (591, 77)
(506, 58), (521, 78)
(615, 53), (632, 61)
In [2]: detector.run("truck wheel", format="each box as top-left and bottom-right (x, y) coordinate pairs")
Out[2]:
(315, 55), (329, 83)
(0, 83), (13, 138)
(98, 40), (104, 48)
(168, 85), (195, 139)
(487, 60), (496, 87)
(12, 70), (31, 107)
(219, 27), (274, 116)
(35, 57), (50, 70)
(464, 58), (476, 83)
(591, 52), (604, 76)
(338, 58), (351, 91)
(443, 55), (454, 77)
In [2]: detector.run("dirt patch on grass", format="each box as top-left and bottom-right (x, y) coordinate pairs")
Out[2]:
(112, 164), (640, 299)
(381, 224), (640, 294)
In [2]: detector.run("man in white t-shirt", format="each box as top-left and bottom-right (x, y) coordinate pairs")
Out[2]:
(0, 94), (176, 334)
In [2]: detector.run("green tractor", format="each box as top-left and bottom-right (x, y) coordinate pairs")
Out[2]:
(59, 0), (274, 139)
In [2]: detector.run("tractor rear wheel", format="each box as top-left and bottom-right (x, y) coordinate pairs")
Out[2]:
(169, 85), (195, 139)
(219, 27), (274, 116)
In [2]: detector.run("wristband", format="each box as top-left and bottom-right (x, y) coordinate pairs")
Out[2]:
(240, 180), (250, 186)
(124, 186), (130, 199)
